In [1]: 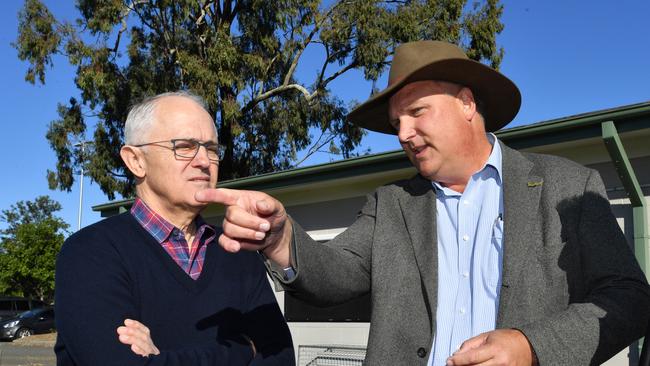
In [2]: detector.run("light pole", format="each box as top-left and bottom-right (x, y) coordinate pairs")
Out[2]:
(74, 141), (93, 231)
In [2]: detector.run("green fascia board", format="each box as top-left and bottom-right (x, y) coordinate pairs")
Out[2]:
(93, 101), (650, 214)
(218, 150), (412, 191)
(92, 198), (135, 217)
(499, 101), (650, 150)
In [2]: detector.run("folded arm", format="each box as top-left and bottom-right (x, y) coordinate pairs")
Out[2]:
(55, 233), (254, 366)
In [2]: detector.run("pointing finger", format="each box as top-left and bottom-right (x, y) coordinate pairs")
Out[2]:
(195, 188), (240, 206)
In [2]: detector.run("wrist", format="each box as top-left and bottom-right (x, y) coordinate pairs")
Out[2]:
(261, 219), (293, 268)
(511, 328), (538, 366)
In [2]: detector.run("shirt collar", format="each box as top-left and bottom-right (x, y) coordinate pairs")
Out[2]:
(130, 198), (214, 243)
(485, 132), (503, 183)
(431, 133), (503, 193)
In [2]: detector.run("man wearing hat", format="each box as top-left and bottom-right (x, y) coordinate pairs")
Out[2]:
(196, 41), (650, 365)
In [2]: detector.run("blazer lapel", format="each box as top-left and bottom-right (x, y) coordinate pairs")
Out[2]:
(497, 143), (543, 325)
(398, 175), (438, 331)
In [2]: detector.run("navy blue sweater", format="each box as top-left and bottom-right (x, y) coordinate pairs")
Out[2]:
(55, 212), (294, 365)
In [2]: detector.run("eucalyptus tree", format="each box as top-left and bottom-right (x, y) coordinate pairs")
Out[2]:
(15, 0), (505, 199)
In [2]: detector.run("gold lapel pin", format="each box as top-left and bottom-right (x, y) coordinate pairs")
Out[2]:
(527, 181), (543, 187)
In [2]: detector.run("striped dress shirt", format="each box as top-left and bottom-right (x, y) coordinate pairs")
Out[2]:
(428, 134), (504, 365)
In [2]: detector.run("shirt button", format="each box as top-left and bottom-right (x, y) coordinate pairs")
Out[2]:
(462, 234), (469, 241)
(462, 271), (469, 278)
(417, 347), (427, 358)
(460, 308), (466, 314)
(463, 200), (470, 205)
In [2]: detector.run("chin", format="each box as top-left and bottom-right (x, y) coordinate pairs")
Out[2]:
(184, 199), (208, 211)
(416, 164), (441, 181)
(192, 200), (208, 208)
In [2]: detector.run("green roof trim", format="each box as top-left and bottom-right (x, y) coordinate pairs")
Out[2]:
(93, 101), (650, 214)
(498, 101), (650, 149)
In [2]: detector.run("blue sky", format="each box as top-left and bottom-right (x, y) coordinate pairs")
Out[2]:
(1, 1), (649, 232)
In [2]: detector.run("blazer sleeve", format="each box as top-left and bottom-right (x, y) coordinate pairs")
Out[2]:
(266, 191), (377, 306)
(55, 231), (254, 366)
(518, 170), (650, 365)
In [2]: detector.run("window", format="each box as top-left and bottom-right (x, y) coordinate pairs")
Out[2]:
(15, 300), (30, 311)
(31, 300), (46, 309)
(0, 300), (12, 311)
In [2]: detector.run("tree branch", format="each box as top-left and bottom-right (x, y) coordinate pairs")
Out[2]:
(282, 1), (343, 86)
(321, 61), (357, 87)
(294, 130), (337, 167)
(251, 84), (314, 106)
(112, 0), (150, 54)
(194, 0), (212, 26)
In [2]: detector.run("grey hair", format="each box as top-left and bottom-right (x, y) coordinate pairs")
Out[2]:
(124, 90), (212, 145)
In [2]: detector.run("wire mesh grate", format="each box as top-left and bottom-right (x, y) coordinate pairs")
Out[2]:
(298, 344), (367, 366)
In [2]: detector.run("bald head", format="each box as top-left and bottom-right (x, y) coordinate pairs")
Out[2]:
(124, 91), (214, 145)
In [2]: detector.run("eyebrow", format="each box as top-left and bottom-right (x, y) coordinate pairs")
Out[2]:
(179, 138), (218, 143)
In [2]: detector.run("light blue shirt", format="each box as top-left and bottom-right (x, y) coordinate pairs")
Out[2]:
(428, 134), (504, 366)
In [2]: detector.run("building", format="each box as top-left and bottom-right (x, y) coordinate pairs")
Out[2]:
(94, 101), (650, 365)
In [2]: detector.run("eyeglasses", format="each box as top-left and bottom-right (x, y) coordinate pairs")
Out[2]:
(133, 139), (222, 163)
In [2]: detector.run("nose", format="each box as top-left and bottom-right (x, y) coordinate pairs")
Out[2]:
(397, 119), (415, 144)
(192, 145), (211, 167)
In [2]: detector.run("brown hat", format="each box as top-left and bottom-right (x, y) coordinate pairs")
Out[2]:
(347, 40), (521, 134)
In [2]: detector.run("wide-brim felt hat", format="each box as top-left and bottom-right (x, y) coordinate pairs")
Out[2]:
(347, 40), (521, 134)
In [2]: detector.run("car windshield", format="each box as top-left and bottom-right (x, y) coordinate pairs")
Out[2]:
(18, 309), (38, 319)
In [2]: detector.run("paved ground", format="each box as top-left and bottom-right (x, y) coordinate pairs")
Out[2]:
(0, 334), (55, 366)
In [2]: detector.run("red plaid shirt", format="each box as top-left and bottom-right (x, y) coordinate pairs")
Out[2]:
(130, 198), (216, 280)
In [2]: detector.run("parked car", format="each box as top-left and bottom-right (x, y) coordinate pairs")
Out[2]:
(0, 307), (55, 341)
(0, 296), (47, 321)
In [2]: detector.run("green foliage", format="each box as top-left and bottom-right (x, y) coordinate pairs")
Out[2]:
(13, 0), (61, 84)
(15, 0), (505, 200)
(0, 196), (68, 302)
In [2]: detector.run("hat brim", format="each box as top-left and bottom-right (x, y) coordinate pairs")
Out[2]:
(347, 58), (521, 134)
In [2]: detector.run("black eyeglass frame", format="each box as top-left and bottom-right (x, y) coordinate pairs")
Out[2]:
(133, 138), (222, 163)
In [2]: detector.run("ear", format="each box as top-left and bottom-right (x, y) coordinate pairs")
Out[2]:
(457, 87), (477, 121)
(120, 145), (147, 179)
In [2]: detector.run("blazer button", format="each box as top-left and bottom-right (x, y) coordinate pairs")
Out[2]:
(417, 347), (427, 358)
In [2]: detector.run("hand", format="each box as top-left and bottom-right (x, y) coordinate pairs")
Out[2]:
(241, 334), (257, 358)
(446, 329), (536, 366)
(117, 319), (160, 357)
(195, 188), (293, 267)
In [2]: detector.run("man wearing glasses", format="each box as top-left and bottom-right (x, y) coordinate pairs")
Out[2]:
(54, 91), (294, 365)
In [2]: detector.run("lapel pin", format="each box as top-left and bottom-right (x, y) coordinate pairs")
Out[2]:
(527, 181), (543, 187)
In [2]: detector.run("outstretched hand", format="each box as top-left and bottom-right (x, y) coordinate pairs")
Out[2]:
(195, 188), (293, 267)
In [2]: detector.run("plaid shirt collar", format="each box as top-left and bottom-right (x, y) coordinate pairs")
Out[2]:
(130, 198), (215, 245)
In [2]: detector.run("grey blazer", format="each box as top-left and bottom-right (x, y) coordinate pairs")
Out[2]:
(270, 143), (650, 365)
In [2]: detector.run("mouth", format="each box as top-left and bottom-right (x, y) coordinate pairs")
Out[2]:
(409, 145), (426, 157)
(189, 176), (211, 183)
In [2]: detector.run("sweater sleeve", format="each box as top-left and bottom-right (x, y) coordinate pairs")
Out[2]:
(54, 228), (254, 366)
